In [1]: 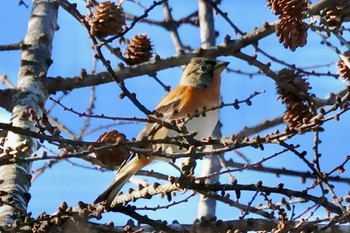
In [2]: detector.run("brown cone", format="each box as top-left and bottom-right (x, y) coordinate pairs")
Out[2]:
(124, 34), (153, 65)
(276, 15), (307, 51)
(320, 0), (350, 30)
(95, 130), (129, 169)
(337, 51), (350, 81)
(267, 0), (283, 15)
(267, 0), (308, 51)
(280, 0), (307, 17)
(268, 0), (307, 16)
(89, 1), (125, 38)
(283, 101), (312, 131)
(276, 69), (313, 132)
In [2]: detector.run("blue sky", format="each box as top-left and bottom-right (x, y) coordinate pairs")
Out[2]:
(0, 0), (349, 226)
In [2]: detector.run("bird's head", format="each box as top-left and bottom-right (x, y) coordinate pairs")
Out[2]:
(180, 57), (229, 88)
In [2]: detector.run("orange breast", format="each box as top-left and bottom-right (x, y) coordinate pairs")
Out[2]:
(155, 73), (221, 119)
(176, 74), (221, 118)
(151, 74), (221, 140)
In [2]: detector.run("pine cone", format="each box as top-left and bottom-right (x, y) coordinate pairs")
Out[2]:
(320, 0), (350, 30)
(89, 1), (125, 38)
(267, 0), (307, 17)
(124, 34), (153, 65)
(276, 69), (313, 132)
(277, 69), (310, 101)
(280, 0), (307, 17)
(267, 0), (308, 51)
(276, 15), (307, 51)
(337, 51), (350, 81)
(267, 0), (283, 15)
(283, 101), (312, 131)
(95, 130), (129, 169)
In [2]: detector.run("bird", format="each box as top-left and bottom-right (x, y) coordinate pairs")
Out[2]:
(94, 57), (229, 208)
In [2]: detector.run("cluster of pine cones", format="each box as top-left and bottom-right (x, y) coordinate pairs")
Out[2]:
(267, 0), (350, 52)
(86, 0), (350, 132)
(87, 0), (153, 65)
(325, 1), (350, 81)
(267, 0), (350, 130)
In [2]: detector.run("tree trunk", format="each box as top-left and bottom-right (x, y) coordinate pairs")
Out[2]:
(196, 0), (221, 220)
(0, 0), (58, 229)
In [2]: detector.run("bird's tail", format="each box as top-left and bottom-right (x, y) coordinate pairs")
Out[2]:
(94, 155), (152, 208)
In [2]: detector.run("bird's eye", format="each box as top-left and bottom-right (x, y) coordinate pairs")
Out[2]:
(199, 64), (211, 73)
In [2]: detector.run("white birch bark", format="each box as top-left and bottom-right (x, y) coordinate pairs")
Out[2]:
(0, 0), (58, 228)
(196, 0), (221, 220)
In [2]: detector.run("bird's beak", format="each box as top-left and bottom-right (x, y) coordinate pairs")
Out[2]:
(214, 61), (229, 73)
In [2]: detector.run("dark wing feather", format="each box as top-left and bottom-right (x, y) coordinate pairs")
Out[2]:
(136, 92), (183, 140)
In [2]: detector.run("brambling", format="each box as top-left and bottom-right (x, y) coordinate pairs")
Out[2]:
(94, 57), (229, 208)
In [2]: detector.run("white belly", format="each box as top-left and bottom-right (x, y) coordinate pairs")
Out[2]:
(184, 109), (219, 140)
(157, 109), (219, 155)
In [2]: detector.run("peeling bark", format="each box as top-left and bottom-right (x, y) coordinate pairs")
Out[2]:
(0, 0), (58, 228)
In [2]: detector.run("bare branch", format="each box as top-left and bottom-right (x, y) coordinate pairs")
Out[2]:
(45, 22), (277, 93)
